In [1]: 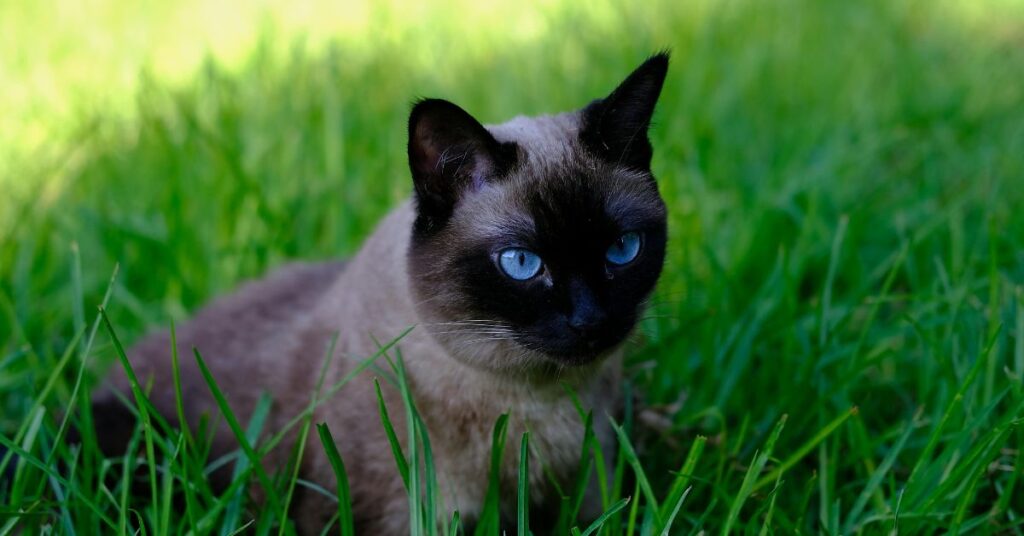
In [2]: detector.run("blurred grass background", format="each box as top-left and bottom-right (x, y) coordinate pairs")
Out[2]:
(3, 0), (1024, 532)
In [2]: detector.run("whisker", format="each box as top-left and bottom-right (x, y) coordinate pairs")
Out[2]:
(417, 321), (509, 330)
(411, 293), (453, 307)
(429, 331), (514, 337)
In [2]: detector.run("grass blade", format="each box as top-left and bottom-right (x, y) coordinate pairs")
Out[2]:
(609, 416), (661, 527)
(278, 334), (339, 536)
(758, 478), (783, 536)
(317, 423), (355, 536)
(843, 418), (915, 533)
(518, 432), (530, 536)
(905, 328), (1001, 503)
(578, 497), (630, 536)
(448, 511), (460, 536)
(659, 486), (692, 536)
(723, 415), (787, 535)
(100, 308), (161, 523)
(754, 408), (856, 491)
(221, 393), (272, 535)
(0, 434), (118, 531)
(658, 435), (705, 527)
(193, 348), (284, 521)
(375, 378), (410, 489)
(475, 414), (510, 536)
(259, 327), (412, 459)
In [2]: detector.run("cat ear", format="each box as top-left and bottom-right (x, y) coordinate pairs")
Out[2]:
(580, 52), (669, 171)
(408, 99), (518, 234)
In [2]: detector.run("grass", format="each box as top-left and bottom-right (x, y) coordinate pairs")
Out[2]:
(3, 0), (1024, 533)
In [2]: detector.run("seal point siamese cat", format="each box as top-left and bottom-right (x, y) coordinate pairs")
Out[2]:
(92, 52), (670, 534)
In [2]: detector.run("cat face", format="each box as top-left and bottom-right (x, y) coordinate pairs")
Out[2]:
(407, 54), (669, 373)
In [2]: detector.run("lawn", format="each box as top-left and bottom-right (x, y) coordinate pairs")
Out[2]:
(2, 0), (1024, 533)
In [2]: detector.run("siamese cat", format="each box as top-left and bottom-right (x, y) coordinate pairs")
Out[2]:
(92, 53), (670, 534)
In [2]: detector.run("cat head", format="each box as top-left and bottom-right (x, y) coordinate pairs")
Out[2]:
(407, 53), (669, 376)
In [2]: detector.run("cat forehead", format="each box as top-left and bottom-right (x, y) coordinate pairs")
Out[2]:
(441, 111), (663, 242)
(452, 158), (661, 243)
(487, 112), (583, 171)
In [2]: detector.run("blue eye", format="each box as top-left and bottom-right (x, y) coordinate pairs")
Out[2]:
(498, 248), (543, 280)
(606, 232), (642, 265)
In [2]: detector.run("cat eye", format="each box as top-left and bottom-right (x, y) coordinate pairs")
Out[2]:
(498, 248), (543, 280)
(606, 232), (642, 265)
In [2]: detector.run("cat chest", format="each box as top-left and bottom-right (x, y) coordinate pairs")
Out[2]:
(426, 394), (595, 518)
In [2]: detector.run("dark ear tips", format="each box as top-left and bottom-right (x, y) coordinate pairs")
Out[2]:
(620, 52), (670, 98)
(408, 99), (482, 179)
(581, 52), (671, 171)
(407, 99), (518, 235)
(643, 51), (671, 79)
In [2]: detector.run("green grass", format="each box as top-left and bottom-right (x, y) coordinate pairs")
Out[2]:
(3, 0), (1024, 533)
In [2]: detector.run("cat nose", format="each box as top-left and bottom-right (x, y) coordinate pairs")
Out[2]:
(569, 309), (607, 334)
(567, 279), (606, 335)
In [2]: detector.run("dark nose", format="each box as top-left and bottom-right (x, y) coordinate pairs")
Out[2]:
(569, 309), (606, 334)
(567, 279), (607, 335)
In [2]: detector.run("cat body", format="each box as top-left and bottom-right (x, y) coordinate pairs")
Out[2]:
(93, 54), (670, 534)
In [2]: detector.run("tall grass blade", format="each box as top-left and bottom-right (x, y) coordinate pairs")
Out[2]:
(475, 414), (509, 536)
(517, 432), (530, 536)
(0, 434), (118, 531)
(905, 329), (1001, 503)
(754, 408), (856, 491)
(193, 348), (284, 521)
(100, 308), (161, 522)
(659, 486), (692, 536)
(577, 497), (630, 536)
(843, 418), (915, 533)
(221, 393), (272, 535)
(317, 423), (355, 536)
(658, 435), (705, 526)
(259, 327), (411, 459)
(278, 334), (339, 536)
(723, 415), (787, 535)
(375, 378), (410, 489)
(609, 416), (661, 526)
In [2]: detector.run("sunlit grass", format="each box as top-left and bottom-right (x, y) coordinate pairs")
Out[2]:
(0, 0), (676, 236)
(0, 0), (665, 186)
(3, 0), (1024, 533)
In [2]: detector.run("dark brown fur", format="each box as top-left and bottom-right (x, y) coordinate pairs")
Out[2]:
(93, 262), (345, 481)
